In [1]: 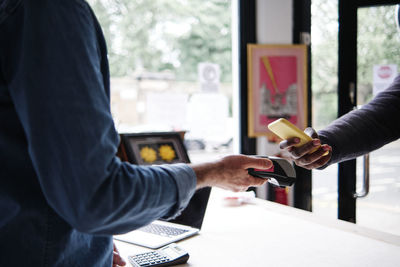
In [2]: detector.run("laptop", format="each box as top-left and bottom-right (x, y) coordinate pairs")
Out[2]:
(114, 132), (211, 249)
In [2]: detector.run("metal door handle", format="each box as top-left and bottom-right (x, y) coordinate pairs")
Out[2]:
(353, 153), (370, 198)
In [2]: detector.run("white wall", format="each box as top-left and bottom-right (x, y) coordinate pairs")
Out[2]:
(256, 0), (293, 44)
(232, 0), (240, 154)
(255, 0), (293, 157)
(255, 0), (294, 201)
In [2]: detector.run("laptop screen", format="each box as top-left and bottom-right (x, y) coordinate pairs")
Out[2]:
(118, 132), (211, 229)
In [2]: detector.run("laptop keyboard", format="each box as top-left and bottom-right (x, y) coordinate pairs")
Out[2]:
(138, 223), (189, 237)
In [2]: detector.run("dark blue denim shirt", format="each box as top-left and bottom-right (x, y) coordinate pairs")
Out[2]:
(0, 0), (196, 266)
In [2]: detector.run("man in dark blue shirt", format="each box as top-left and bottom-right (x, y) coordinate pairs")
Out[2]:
(0, 0), (272, 266)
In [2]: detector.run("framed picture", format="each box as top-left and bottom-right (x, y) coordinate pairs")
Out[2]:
(119, 132), (190, 165)
(118, 132), (212, 229)
(247, 44), (308, 139)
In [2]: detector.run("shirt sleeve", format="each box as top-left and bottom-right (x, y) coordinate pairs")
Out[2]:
(318, 74), (400, 168)
(1, 0), (196, 235)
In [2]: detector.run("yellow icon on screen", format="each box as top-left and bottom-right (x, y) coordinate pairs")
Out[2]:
(159, 145), (176, 162)
(140, 146), (157, 163)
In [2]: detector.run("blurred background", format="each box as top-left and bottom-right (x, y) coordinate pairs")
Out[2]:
(88, 0), (400, 235)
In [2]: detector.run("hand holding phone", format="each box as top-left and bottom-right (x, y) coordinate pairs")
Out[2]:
(268, 119), (332, 170)
(268, 118), (328, 156)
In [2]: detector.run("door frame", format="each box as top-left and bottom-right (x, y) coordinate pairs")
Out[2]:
(237, 0), (313, 210)
(337, 0), (400, 222)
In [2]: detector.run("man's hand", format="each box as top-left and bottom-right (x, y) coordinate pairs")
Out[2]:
(113, 243), (126, 267)
(279, 127), (332, 170)
(191, 154), (272, 192)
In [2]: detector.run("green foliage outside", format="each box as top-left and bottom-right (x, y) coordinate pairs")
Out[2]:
(357, 6), (400, 104)
(88, 0), (398, 129)
(311, 0), (339, 129)
(311, 1), (399, 129)
(88, 0), (232, 82)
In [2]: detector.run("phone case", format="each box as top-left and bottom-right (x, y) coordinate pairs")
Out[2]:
(268, 118), (328, 155)
(268, 118), (312, 147)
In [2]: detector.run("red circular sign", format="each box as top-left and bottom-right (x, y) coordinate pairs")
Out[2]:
(378, 66), (393, 79)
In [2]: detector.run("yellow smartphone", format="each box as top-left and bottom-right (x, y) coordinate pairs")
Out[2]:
(268, 118), (328, 155)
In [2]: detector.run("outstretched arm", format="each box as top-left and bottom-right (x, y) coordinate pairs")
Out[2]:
(279, 75), (400, 170)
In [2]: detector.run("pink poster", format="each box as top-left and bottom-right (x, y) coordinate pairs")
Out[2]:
(247, 44), (307, 139)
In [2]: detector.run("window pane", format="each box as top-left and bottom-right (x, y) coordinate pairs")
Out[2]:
(311, 0), (338, 219)
(88, 0), (234, 160)
(356, 5), (400, 236)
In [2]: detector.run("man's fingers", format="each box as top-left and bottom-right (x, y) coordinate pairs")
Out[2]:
(113, 251), (126, 266)
(304, 127), (318, 138)
(249, 176), (268, 187)
(242, 157), (273, 170)
(113, 243), (126, 266)
(302, 150), (332, 169)
(290, 140), (318, 159)
(296, 145), (331, 165)
(279, 137), (300, 149)
(113, 243), (119, 253)
(232, 176), (267, 192)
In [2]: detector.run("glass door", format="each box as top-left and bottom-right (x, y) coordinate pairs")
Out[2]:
(313, 0), (400, 235)
(355, 4), (400, 235)
(337, 0), (400, 235)
(311, 0), (339, 220)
